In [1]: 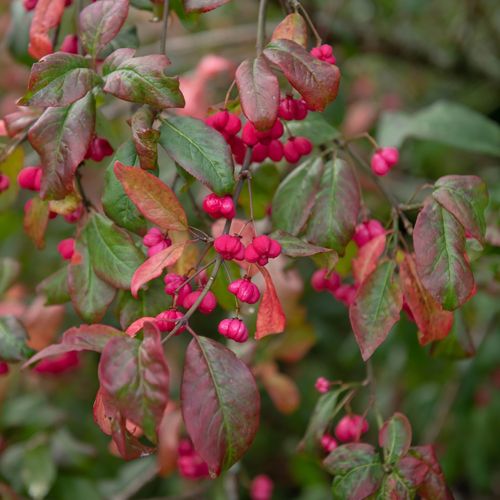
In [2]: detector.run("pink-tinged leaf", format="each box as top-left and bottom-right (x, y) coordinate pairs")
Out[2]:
(397, 455), (430, 489)
(93, 387), (115, 436)
(433, 175), (489, 244)
(270, 230), (332, 257)
(79, 0), (129, 57)
(323, 443), (384, 499)
(19, 53), (100, 107)
(377, 473), (414, 499)
(352, 234), (386, 285)
(99, 322), (169, 443)
(28, 0), (66, 59)
(263, 39), (341, 111)
(349, 260), (403, 361)
(271, 13), (308, 48)
(102, 48), (136, 76)
(256, 266), (286, 340)
(4, 108), (41, 137)
(125, 316), (157, 337)
(378, 412), (412, 464)
(183, 0), (231, 13)
(181, 335), (260, 475)
(131, 242), (186, 298)
(306, 158), (360, 254)
(103, 54), (184, 109)
(23, 196), (49, 249)
(258, 364), (300, 415)
(399, 253), (454, 345)
(158, 405), (183, 476)
(114, 162), (187, 231)
(28, 91), (95, 200)
(131, 106), (159, 170)
(235, 56), (279, 131)
(414, 199), (474, 310)
(24, 324), (123, 368)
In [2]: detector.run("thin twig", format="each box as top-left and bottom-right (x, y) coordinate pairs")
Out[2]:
(256, 0), (268, 55)
(160, 0), (170, 57)
(0, 131), (28, 164)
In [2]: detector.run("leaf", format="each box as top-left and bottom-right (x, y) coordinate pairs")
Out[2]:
(84, 211), (145, 289)
(377, 101), (500, 157)
(21, 442), (56, 500)
(4, 108), (41, 137)
(352, 234), (386, 285)
(103, 53), (184, 109)
(0, 258), (20, 295)
(235, 56), (279, 131)
(433, 175), (489, 244)
(259, 364), (300, 415)
(271, 13), (308, 47)
(286, 112), (340, 146)
(28, 91), (96, 200)
(0, 147), (23, 211)
(19, 53), (100, 107)
(300, 388), (347, 452)
(79, 0), (129, 58)
(183, 0), (231, 13)
(131, 242), (186, 298)
(158, 406), (183, 476)
(397, 454), (430, 489)
(255, 266), (286, 340)
(263, 39), (341, 112)
(99, 25), (140, 60)
(378, 412), (412, 464)
(23, 196), (49, 249)
(24, 324), (123, 367)
(349, 260), (403, 361)
(306, 158), (360, 254)
(159, 115), (235, 195)
(0, 316), (35, 362)
(28, 0), (66, 59)
(413, 199), (474, 310)
(102, 141), (147, 234)
(99, 322), (169, 442)
(114, 161), (187, 231)
(399, 253), (454, 345)
(323, 444), (384, 500)
(68, 234), (116, 322)
(181, 335), (260, 475)
(270, 230), (332, 257)
(102, 48), (136, 76)
(377, 473), (413, 500)
(272, 157), (324, 235)
(37, 267), (70, 305)
(131, 106), (159, 170)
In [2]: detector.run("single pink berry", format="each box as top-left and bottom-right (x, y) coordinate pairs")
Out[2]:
(283, 139), (301, 163)
(229, 136), (247, 164)
(293, 136), (313, 156)
(333, 284), (357, 306)
(18, 166), (42, 191)
(250, 474), (274, 500)
(143, 227), (165, 247)
(64, 205), (84, 223)
(183, 290), (217, 314)
(371, 153), (390, 176)
(311, 269), (329, 292)
(214, 234), (245, 260)
(315, 376), (330, 393)
(366, 219), (385, 238)
(379, 147), (399, 167)
(294, 99), (309, 120)
(224, 113), (242, 136)
(335, 414), (369, 442)
(245, 235), (281, 265)
(0, 362), (9, 376)
(177, 439), (210, 480)
(252, 143), (269, 163)
(207, 110), (229, 131)
(321, 434), (338, 453)
(156, 309), (185, 334)
(147, 240), (171, 257)
(278, 96), (295, 121)
(85, 136), (113, 162)
(242, 122), (260, 146)
(218, 318), (249, 343)
(228, 278), (260, 304)
(269, 119), (284, 140)
(57, 238), (75, 260)
(219, 195), (236, 219)
(267, 139), (284, 162)
(23, 0), (37, 10)
(60, 34), (78, 54)
(353, 223), (371, 247)
(164, 273), (192, 306)
(0, 174), (10, 193)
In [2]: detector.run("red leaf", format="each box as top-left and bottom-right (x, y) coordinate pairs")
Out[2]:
(114, 161), (187, 232)
(23, 196), (49, 249)
(24, 324), (123, 368)
(4, 108), (41, 137)
(28, 0), (66, 59)
(255, 266), (286, 340)
(131, 242), (186, 298)
(271, 13), (308, 48)
(263, 39), (340, 111)
(352, 234), (386, 285)
(378, 412), (412, 464)
(397, 455), (430, 489)
(258, 363), (300, 415)
(158, 404), (183, 476)
(125, 316), (157, 337)
(399, 253), (454, 345)
(183, 0), (231, 13)
(349, 260), (403, 360)
(236, 56), (280, 131)
(93, 387), (115, 436)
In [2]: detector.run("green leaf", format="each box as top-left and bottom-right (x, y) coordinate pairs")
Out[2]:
(376, 473), (414, 500)
(286, 112), (340, 146)
(306, 158), (360, 254)
(159, 115), (235, 195)
(21, 442), (56, 500)
(0, 316), (35, 363)
(272, 157), (324, 235)
(349, 260), (403, 360)
(102, 141), (147, 235)
(19, 53), (100, 107)
(98, 322), (169, 442)
(377, 101), (500, 157)
(270, 230), (332, 257)
(37, 266), (70, 305)
(28, 91), (96, 200)
(103, 52), (184, 109)
(414, 199), (474, 310)
(263, 39), (340, 111)
(68, 233), (116, 323)
(84, 211), (145, 290)
(79, 0), (129, 58)
(0, 258), (20, 296)
(181, 335), (260, 475)
(378, 412), (412, 464)
(433, 175), (489, 244)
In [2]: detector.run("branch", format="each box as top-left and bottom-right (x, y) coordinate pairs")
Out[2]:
(160, 0), (170, 57)
(256, 0), (268, 55)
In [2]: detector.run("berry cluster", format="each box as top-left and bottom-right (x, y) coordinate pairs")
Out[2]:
(310, 268), (357, 306)
(85, 136), (114, 163)
(218, 318), (249, 343)
(315, 376), (331, 394)
(202, 193), (235, 219)
(142, 227), (172, 257)
(370, 147), (399, 176)
(278, 95), (308, 121)
(353, 219), (385, 247)
(177, 438), (209, 479)
(213, 234), (282, 267)
(319, 414), (369, 454)
(205, 111), (246, 164)
(310, 44), (336, 65)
